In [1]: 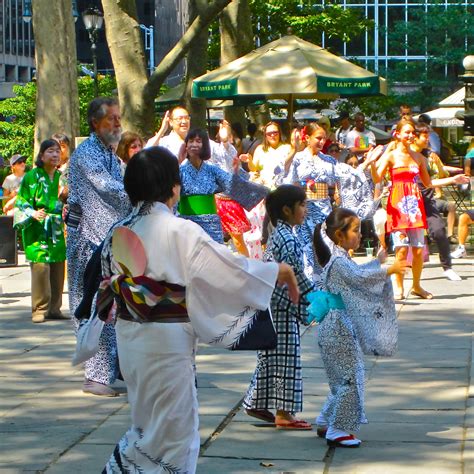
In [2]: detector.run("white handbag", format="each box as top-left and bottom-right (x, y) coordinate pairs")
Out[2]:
(71, 308), (105, 366)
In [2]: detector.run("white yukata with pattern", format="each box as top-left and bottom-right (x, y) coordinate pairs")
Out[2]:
(318, 250), (397, 433)
(103, 202), (278, 474)
(67, 133), (131, 385)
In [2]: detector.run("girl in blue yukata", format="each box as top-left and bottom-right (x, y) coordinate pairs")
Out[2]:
(311, 208), (408, 447)
(244, 185), (315, 430)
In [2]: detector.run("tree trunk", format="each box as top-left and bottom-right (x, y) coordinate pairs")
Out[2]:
(184, 0), (209, 130)
(32, 0), (79, 151)
(219, 0), (254, 130)
(101, 0), (150, 136)
(103, 0), (232, 139)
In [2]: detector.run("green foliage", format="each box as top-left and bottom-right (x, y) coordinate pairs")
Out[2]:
(0, 75), (118, 163)
(0, 82), (36, 162)
(385, 1), (473, 84)
(208, 0), (373, 67)
(77, 75), (117, 136)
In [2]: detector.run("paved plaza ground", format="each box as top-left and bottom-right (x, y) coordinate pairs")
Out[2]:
(0, 253), (473, 473)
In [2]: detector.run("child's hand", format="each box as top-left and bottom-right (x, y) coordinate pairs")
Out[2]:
(277, 263), (300, 304)
(387, 259), (409, 276)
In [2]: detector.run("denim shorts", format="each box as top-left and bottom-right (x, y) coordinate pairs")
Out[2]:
(391, 228), (425, 248)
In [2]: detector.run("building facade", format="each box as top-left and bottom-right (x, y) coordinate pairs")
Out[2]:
(0, 0), (34, 98)
(314, 0), (472, 78)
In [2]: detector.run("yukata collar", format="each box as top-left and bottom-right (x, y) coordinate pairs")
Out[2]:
(276, 219), (292, 230)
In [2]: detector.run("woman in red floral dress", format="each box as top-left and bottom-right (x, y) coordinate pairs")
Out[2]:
(372, 119), (432, 300)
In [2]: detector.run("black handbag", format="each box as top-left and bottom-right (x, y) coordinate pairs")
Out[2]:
(230, 308), (277, 351)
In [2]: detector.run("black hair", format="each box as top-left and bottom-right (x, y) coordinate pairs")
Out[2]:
(265, 185), (306, 226)
(247, 123), (257, 135)
(51, 133), (71, 146)
(35, 139), (60, 167)
(313, 208), (358, 267)
(418, 113), (431, 125)
(185, 128), (211, 161)
(124, 147), (181, 206)
(87, 97), (119, 133)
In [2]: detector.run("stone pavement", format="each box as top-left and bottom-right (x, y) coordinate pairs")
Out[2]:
(0, 253), (472, 474)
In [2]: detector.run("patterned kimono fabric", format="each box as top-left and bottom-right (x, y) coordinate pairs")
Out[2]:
(286, 150), (377, 282)
(179, 161), (233, 243)
(386, 165), (427, 234)
(67, 133), (131, 385)
(318, 251), (396, 432)
(243, 221), (314, 413)
(14, 168), (66, 319)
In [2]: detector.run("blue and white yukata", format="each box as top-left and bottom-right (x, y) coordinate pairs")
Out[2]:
(285, 150), (337, 281)
(244, 220), (314, 413)
(317, 249), (397, 433)
(286, 149), (376, 281)
(179, 161), (234, 243)
(67, 133), (131, 385)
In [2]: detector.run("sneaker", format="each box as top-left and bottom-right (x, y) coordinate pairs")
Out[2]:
(451, 246), (467, 259)
(448, 235), (458, 244)
(443, 269), (462, 281)
(32, 313), (45, 323)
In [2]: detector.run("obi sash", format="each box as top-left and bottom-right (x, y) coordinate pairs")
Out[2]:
(306, 290), (345, 323)
(97, 274), (189, 323)
(301, 180), (329, 201)
(178, 194), (217, 216)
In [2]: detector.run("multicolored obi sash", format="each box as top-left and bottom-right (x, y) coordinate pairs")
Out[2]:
(178, 194), (217, 216)
(97, 274), (189, 323)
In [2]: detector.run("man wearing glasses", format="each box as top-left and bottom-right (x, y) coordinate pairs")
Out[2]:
(145, 106), (236, 168)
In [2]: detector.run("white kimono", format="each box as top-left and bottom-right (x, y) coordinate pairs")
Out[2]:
(104, 202), (278, 474)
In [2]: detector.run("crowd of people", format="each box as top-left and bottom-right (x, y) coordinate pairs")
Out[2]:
(2, 96), (473, 472)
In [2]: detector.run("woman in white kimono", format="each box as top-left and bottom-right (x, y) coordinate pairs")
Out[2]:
(101, 146), (299, 474)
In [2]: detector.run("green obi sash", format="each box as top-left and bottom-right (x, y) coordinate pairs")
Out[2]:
(178, 194), (217, 216)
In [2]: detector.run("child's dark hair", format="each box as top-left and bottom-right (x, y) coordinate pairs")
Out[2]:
(313, 208), (358, 267)
(265, 184), (306, 226)
(185, 128), (211, 161)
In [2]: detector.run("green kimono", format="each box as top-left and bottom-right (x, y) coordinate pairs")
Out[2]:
(14, 168), (66, 263)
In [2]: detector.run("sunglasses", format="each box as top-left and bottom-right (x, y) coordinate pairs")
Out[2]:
(265, 130), (280, 137)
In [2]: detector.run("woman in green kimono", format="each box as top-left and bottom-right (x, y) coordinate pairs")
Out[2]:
(14, 139), (67, 323)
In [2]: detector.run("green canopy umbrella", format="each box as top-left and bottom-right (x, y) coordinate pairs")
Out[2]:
(192, 35), (387, 120)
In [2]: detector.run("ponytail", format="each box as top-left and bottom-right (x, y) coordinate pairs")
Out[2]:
(313, 208), (358, 267)
(313, 223), (332, 267)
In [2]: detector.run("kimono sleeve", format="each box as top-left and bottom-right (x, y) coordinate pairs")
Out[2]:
(284, 154), (301, 184)
(13, 172), (35, 229)
(328, 256), (387, 298)
(277, 237), (315, 323)
(186, 236), (278, 347)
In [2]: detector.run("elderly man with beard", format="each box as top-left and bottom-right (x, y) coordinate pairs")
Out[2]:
(67, 97), (132, 396)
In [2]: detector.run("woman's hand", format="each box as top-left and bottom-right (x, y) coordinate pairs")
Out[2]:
(451, 174), (470, 185)
(218, 120), (231, 144)
(33, 209), (46, 221)
(387, 259), (409, 276)
(277, 263), (300, 304)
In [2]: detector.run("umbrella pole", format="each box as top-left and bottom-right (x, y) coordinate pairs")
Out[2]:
(207, 108), (211, 133)
(288, 94), (294, 128)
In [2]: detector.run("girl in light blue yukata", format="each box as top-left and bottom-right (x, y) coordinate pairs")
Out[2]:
(311, 208), (407, 448)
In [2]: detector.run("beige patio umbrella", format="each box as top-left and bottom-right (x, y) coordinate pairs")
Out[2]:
(192, 35), (387, 120)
